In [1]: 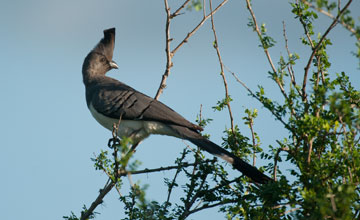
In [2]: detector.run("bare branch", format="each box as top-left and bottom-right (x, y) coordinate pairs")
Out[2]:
(209, 0), (234, 131)
(171, 0), (228, 55)
(155, 0), (173, 100)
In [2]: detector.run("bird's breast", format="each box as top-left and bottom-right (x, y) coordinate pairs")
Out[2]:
(88, 103), (179, 144)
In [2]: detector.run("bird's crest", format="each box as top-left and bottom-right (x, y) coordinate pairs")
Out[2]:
(93, 28), (116, 61)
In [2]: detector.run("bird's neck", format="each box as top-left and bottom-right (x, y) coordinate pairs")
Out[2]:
(82, 70), (105, 86)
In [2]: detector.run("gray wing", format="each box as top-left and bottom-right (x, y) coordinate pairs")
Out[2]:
(90, 78), (202, 132)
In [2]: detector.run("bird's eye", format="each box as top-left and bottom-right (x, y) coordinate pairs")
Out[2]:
(100, 57), (106, 63)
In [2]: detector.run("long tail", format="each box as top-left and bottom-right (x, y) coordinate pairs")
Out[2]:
(169, 125), (272, 184)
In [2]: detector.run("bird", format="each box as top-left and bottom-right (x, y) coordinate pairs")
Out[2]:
(82, 28), (272, 184)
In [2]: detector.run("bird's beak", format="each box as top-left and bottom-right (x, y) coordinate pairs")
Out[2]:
(109, 60), (119, 69)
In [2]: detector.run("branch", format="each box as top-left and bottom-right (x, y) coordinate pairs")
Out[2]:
(171, 0), (191, 18)
(245, 0), (289, 101)
(118, 159), (217, 177)
(171, 0), (228, 55)
(282, 21), (302, 97)
(248, 117), (257, 166)
(207, 176), (242, 195)
(155, 0), (173, 100)
(80, 181), (115, 220)
(274, 144), (289, 181)
(281, 207), (301, 216)
(307, 137), (314, 164)
(302, 0), (354, 100)
(209, 0), (234, 131)
(187, 199), (239, 216)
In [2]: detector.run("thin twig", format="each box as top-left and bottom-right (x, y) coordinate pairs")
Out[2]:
(171, 0), (191, 18)
(202, 0), (206, 18)
(209, 0), (234, 131)
(227, 66), (294, 133)
(208, 176), (242, 195)
(99, 165), (122, 196)
(338, 0), (341, 12)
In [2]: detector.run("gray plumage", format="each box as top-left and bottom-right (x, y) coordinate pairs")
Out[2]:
(82, 28), (271, 184)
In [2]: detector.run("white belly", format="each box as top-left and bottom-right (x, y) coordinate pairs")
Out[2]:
(89, 103), (179, 144)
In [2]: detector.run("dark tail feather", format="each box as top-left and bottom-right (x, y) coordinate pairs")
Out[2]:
(188, 137), (272, 184)
(169, 125), (272, 184)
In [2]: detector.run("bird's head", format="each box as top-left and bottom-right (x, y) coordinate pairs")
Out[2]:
(82, 28), (119, 83)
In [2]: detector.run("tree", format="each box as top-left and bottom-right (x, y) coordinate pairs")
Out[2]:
(64, 0), (360, 219)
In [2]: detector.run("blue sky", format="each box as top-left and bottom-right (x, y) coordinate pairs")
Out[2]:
(1, 0), (359, 219)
